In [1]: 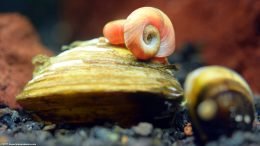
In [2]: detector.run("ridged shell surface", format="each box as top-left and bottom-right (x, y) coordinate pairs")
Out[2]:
(16, 38), (183, 125)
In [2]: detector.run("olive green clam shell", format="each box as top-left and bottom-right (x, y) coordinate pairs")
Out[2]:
(16, 38), (183, 125)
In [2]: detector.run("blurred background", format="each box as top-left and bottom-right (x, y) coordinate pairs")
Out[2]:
(0, 0), (259, 93)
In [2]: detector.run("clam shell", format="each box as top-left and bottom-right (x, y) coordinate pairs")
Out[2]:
(16, 38), (183, 126)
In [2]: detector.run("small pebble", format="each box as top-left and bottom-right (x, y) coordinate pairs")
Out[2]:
(121, 135), (129, 144)
(132, 122), (153, 136)
(43, 124), (56, 131)
(91, 127), (119, 142)
(0, 136), (9, 144)
(151, 128), (163, 139)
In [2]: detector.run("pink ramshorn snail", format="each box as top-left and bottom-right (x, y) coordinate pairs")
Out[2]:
(103, 7), (175, 61)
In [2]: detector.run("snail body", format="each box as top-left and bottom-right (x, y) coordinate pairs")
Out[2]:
(103, 19), (125, 45)
(184, 66), (255, 143)
(103, 7), (175, 60)
(16, 38), (183, 126)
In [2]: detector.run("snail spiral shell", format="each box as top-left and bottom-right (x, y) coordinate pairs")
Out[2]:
(103, 7), (175, 60)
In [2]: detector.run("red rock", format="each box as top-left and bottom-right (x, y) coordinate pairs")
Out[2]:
(0, 13), (52, 108)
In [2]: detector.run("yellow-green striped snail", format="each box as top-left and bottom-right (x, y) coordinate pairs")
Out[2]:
(184, 66), (255, 143)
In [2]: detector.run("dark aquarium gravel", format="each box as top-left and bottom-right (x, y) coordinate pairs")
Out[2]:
(0, 102), (259, 146)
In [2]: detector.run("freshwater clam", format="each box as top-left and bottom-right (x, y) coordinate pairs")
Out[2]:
(16, 38), (183, 126)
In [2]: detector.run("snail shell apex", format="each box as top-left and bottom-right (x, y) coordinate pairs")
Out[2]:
(16, 38), (183, 125)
